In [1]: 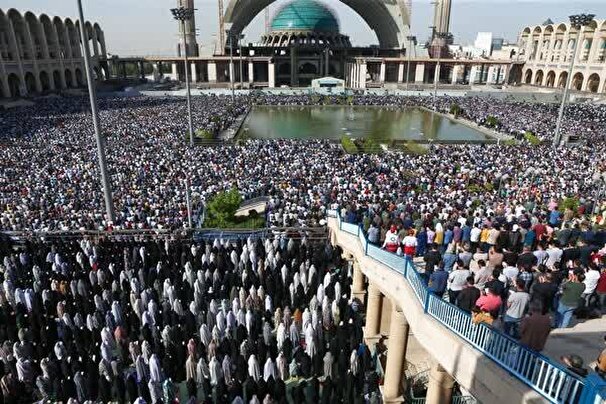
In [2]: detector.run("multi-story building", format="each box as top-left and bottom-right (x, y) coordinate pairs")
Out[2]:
(519, 18), (606, 93)
(0, 8), (108, 98)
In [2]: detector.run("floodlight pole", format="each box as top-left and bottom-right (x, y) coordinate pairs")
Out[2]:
(553, 14), (594, 150)
(172, 7), (196, 147)
(76, 0), (115, 224)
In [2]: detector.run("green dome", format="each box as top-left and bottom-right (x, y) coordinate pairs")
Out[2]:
(270, 0), (339, 33)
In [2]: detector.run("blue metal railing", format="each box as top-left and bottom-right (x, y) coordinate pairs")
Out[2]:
(330, 210), (606, 404)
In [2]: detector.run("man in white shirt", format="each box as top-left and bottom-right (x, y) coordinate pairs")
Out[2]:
(546, 241), (563, 270)
(583, 267), (601, 306)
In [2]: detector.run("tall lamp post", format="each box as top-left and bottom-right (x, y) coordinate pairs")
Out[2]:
(225, 24), (235, 103)
(552, 13), (594, 150)
(171, 6), (196, 147)
(238, 34), (245, 90)
(405, 35), (416, 90)
(76, 0), (114, 224)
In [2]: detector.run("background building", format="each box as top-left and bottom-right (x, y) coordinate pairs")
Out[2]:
(519, 18), (606, 93)
(0, 8), (108, 98)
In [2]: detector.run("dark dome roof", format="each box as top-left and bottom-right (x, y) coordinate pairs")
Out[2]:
(270, 0), (339, 33)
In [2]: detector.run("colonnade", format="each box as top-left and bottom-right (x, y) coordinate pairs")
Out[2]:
(348, 259), (455, 403)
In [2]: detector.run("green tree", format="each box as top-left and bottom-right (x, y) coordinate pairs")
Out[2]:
(485, 115), (500, 128)
(449, 103), (462, 118)
(206, 188), (242, 227)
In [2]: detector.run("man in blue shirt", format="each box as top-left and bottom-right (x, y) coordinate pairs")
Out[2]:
(428, 265), (448, 297)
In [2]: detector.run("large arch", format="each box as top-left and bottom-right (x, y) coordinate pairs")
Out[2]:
(65, 68), (74, 88)
(53, 70), (62, 89)
(557, 71), (568, 88)
(53, 16), (70, 59)
(24, 71), (36, 93)
(7, 73), (20, 97)
(65, 18), (80, 58)
(524, 69), (532, 84)
(24, 12), (44, 60)
(224, 0), (410, 49)
(39, 70), (50, 91)
(7, 9), (31, 60)
(39, 14), (57, 59)
(586, 73), (600, 93)
(571, 72), (584, 91)
(545, 70), (556, 87)
(534, 70), (544, 86)
(0, 9), (16, 61)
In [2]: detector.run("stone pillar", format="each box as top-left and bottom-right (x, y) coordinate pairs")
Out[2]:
(153, 63), (161, 82)
(451, 64), (462, 84)
(268, 62), (275, 88)
(191, 62), (198, 83)
(380, 297), (392, 336)
(397, 63), (404, 83)
(208, 61), (217, 83)
(469, 65), (480, 84)
(425, 363), (455, 404)
(248, 61), (254, 85)
(229, 61), (234, 85)
(364, 282), (382, 341)
(383, 306), (410, 402)
(379, 62), (386, 84)
(171, 62), (178, 81)
(359, 62), (367, 89)
(433, 62), (441, 85)
(415, 63), (425, 83)
(351, 262), (365, 301)
(487, 65), (498, 84)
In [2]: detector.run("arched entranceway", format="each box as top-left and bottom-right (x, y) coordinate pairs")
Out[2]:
(546, 71), (556, 87)
(557, 71), (568, 88)
(534, 70), (544, 86)
(24, 72), (37, 93)
(7, 73), (21, 97)
(65, 69), (74, 87)
(75, 68), (84, 86)
(571, 72), (584, 91)
(39, 71), (50, 91)
(524, 69), (532, 84)
(53, 70), (62, 89)
(586, 73), (600, 93)
(299, 62), (318, 75)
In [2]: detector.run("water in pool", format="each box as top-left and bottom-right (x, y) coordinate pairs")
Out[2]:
(239, 105), (490, 142)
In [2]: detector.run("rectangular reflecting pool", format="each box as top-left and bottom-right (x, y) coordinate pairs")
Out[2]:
(239, 105), (492, 142)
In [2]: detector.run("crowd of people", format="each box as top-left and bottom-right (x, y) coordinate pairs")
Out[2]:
(1, 92), (606, 392)
(0, 234), (385, 403)
(0, 94), (605, 233)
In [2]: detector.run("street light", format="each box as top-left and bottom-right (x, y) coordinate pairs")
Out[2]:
(238, 34), (245, 90)
(171, 6), (196, 147)
(225, 24), (235, 103)
(552, 13), (595, 150)
(405, 35), (416, 90)
(76, 0), (114, 224)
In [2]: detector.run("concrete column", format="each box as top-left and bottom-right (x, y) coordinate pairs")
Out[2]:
(425, 363), (455, 404)
(470, 65), (480, 84)
(451, 64), (462, 84)
(268, 62), (275, 88)
(191, 62), (197, 83)
(379, 62), (386, 83)
(433, 62), (441, 85)
(397, 63), (404, 83)
(383, 306), (409, 402)
(229, 61), (234, 85)
(248, 61), (254, 85)
(359, 62), (367, 89)
(351, 262), (365, 301)
(208, 61), (217, 83)
(364, 282), (382, 340)
(171, 62), (178, 81)
(380, 297), (392, 336)
(152, 63), (161, 82)
(487, 65), (498, 84)
(414, 63), (425, 83)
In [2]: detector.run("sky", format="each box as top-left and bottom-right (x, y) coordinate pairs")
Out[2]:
(7, 0), (606, 56)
